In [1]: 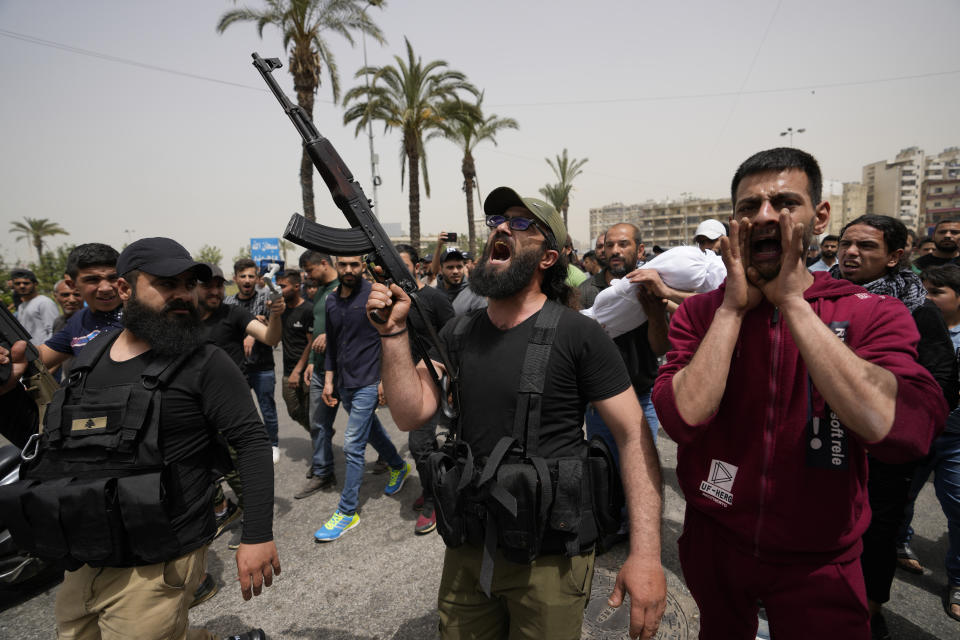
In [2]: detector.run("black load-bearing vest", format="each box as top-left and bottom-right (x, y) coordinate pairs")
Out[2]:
(421, 300), (625, 596)
(0, 332), (215, 568)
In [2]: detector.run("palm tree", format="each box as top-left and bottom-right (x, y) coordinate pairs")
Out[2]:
(342, 37), (478, 249)
(545, 149), (588, 227)
(432, 95), (518, 255)
(538, 182), (569, 221)
(217, 0), (385, 221)
(10, 217), (68, 262)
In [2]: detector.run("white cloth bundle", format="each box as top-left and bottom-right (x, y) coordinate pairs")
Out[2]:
(582, 246), (726, 338)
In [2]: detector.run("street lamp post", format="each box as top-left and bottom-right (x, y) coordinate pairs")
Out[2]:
(779, 127), (806, 146)
(361, 0), (381, 218)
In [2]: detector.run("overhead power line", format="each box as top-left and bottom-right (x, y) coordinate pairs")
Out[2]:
(2, 28), (957, 108)
(488, 68), (960, 108)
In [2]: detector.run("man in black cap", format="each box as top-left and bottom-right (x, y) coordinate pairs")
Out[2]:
(0, 237), (278, 640)
(369, 188), (665, 640)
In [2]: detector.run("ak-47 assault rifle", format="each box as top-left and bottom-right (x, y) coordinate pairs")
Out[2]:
(0, 304), (59, 437)
(251, 53), (456, 417)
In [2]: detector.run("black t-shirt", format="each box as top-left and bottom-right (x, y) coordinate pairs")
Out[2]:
(439, 304), (630, 459)
(281, 300), (313, 376)
(913, 253), (960, 272)
(84, 344), (274, 545)
(202, 304), (255, 371)
(408, 285), (455, 363)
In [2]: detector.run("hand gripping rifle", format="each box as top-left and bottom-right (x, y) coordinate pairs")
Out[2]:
(0, 304), (59, 430)
(251, 53), (457, 418)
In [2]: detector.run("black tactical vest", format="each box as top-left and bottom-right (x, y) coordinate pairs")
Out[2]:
(0, 332), (215, 567)
(421, 301), (625, 596)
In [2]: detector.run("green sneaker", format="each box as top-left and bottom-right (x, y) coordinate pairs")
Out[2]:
(314, 510), (360, 542)
(384, 461), (411, 496)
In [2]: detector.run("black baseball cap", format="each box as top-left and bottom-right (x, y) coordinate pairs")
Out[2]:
(442, 248), (466, 262)
(117, 237), (212, 281)
(201, 263), (225, 283)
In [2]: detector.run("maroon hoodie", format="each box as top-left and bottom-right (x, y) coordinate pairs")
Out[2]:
(653, 271), (947, 564)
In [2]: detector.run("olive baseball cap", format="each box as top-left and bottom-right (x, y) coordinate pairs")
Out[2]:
(483, 186), (566, 250)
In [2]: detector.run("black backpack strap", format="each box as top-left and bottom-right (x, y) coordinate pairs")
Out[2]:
(511, 301), (564, 456)
(116, 346), (199, 451)
(446, 310), (484, 441)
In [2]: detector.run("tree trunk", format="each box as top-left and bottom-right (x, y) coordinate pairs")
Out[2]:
(462, 152), (477, 255)
(293, 64), (317, 222)
(408, 151), (421, 250)
(34, 236), (43, 262)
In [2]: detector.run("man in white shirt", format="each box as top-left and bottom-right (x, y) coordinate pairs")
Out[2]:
(808, 234), (839, 272)
(11, 268), (59, 345)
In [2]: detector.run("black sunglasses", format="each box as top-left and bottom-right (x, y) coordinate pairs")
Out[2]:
(485, 214), (540, 231)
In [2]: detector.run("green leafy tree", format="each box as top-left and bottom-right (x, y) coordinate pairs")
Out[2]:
(280, 239), (299, 264)
(544, 149), (588, 227)
(233, 245), (253, 265)
(196, 244), (224, 271)
(217, 0), (386, 222)
(343, 37), (478, 249)
(538, 182), (569, 222)
(433, 94), (518, 255)
(24, 244), (76, 296)
(10, 217), (69, 263)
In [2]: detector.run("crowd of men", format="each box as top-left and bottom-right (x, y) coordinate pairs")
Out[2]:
(1, 146), (959, 640)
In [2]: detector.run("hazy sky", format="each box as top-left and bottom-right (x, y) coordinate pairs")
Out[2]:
(2, 0), (958, 267)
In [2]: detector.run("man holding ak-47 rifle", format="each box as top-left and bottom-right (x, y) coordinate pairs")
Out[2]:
(249, 51), (664, 638)
(367, 188), (666, 640)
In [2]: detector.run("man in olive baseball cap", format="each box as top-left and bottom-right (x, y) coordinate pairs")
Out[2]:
(483, 186), (567, 250)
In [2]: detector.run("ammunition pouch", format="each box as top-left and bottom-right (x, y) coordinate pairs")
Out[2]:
(427, 300), (628, 596)
(0, 332), (206, 567)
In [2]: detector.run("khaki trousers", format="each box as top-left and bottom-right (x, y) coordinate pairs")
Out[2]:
(55, 546), (215, 640)
(437, 545), (595, 640)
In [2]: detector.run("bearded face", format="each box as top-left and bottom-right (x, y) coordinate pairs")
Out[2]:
(469, 233), (544, 300)
(123, 287), (203, 357)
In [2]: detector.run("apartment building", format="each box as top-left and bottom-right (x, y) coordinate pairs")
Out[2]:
(589, 197), (733, 249)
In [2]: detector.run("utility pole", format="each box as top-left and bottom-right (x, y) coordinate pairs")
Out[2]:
(362, 0), (382, 217)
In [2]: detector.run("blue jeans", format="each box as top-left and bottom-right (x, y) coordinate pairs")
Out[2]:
(308, 369), (339, 477)
(338, 384), (403, 515)
(247, 369), (279, 446)
(898, 428), (960, 586)
(585, 390), (659, 471)
(934, 430), (960, 586)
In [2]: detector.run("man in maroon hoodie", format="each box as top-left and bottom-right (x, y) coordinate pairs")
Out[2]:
(652, 148), (947, 640)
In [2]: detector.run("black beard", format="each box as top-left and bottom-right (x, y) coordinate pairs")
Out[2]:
(198, 297), (221, 313)
(607, 253), (637, 278)
(123, 293), (203, 357)
(936, 240), (957, 253)
(469, 244), (542, 300)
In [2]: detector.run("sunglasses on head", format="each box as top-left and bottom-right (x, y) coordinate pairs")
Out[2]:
(485, 214), (540, 232)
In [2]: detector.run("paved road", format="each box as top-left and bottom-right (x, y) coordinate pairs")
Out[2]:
(0, 380), (956, 639)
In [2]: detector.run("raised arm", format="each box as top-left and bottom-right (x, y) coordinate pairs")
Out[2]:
(750, 215), (897, 442)
(245, 298), (285, 347)
(366, 283), (441, 430)
(671, 220), (759, 425)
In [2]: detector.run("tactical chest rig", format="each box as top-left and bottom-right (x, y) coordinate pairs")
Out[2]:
(423, 301), (624, 596)
(0, 332), (205, 568)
